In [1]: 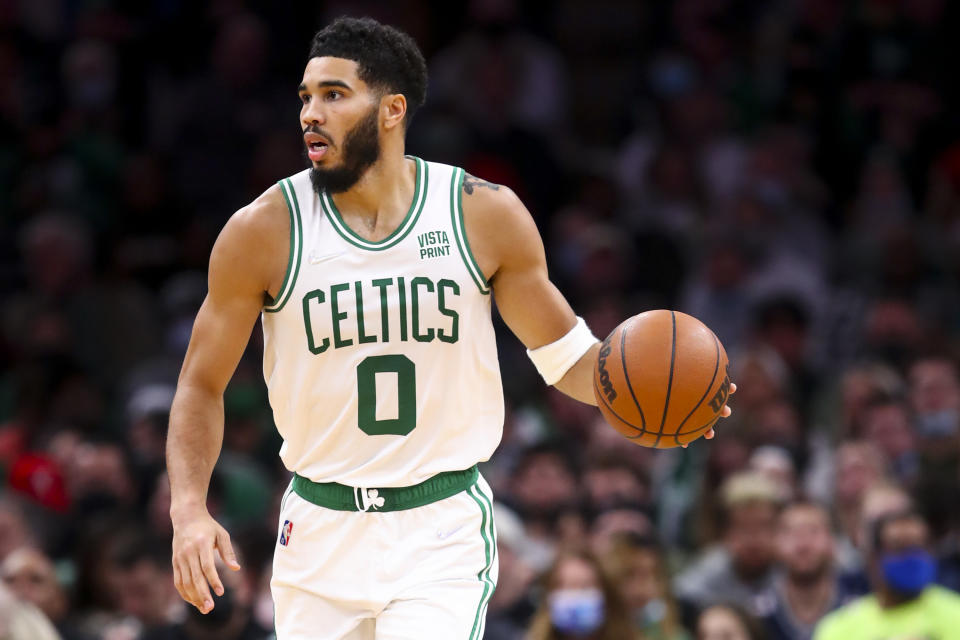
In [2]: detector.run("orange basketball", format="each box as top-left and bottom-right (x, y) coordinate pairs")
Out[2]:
(593, 310), (730, 448)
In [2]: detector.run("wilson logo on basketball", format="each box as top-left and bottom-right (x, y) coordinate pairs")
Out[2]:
(597, 336), (617, 403)
(707, 371), (731, 413)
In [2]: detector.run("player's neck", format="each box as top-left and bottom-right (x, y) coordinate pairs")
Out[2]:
(330, 146), (414, 221)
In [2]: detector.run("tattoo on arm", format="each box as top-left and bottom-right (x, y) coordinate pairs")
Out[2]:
(463, 174), (501, 195)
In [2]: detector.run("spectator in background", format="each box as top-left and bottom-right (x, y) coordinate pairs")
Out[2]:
(751, 400), (807, 469)
(506, 444), (583, 549)
(860, 298), (926, 374)
(837, 481), (914, 596)
(830, 441), (887, 565)
(581, 454), (649, 511)
(680, 240), (753, 352)
(727, 347), (789, 421)
(2, 1), (960, 637)
(0, 579), (61, 640)
(835, 364), (905, 440)
(142, 557), (271, 640)
(0, 496), (29, 564)
(814, 509), (960, 640)
(602, 533), (690, 640)
(751, 296), (816, 411)
(936, 503), (960, 594)
(908, 356), (960, 457)
(763, 501), (849, 640)
(696, 604), (765, 640)
(582, 453), (654, 558)
(71, 516), (145, 638)
(685, 436), (753, 548)
(486, 505), (543, 640)
(749, 446), (797, 503)
(676, 471), (783, 620)
(526, 551), (637, 640)
(112, 536), (182, 633)
(0, 547), (89, 640)
(589, 508), (655, 561)
(859, 396), (918, 487)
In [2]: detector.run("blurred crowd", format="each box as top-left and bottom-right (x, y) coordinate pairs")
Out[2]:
(3, 0), (960, 639)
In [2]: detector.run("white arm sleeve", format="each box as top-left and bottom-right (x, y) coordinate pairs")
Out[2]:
(526, 316), (600, 386)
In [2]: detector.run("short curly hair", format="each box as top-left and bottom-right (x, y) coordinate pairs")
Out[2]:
(308, 17), (428, 127)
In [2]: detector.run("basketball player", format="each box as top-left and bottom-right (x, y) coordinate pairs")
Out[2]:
(167, 17), (733, 640)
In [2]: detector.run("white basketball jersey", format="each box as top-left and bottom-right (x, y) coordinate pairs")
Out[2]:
(260, 157), (504, 487)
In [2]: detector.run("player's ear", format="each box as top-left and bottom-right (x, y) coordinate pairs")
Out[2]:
(381, 93), (406, 131)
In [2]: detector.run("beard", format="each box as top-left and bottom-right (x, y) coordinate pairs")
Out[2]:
(308, 105), (381, 195)
(788, 559), (831, 586)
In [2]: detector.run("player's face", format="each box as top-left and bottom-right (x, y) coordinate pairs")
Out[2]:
(299, 56), (381, 193)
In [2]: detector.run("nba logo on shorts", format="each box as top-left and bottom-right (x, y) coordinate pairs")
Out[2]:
(279, 520), (293, 546)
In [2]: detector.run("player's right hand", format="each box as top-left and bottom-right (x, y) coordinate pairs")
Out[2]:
(171, 507), (241, 614)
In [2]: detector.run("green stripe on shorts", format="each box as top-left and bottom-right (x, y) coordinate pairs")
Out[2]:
(467, 483), (496, 640)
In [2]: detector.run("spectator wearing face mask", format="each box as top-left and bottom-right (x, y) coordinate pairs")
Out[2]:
(526, 551), (638, 640)
(908, 357), (960, 458)
(762, 501), (852, 640)
(813, 509), (960, 640)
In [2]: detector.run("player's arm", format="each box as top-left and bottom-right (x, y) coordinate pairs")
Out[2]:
(167, 185), (287, 614)
(460, 176), (598, 405)
(461, 175), (734, 428)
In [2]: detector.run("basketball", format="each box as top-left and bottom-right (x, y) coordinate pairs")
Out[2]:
(593, 310), (730, 448)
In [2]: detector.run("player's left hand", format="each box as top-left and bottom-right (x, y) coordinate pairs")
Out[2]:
(683, 382), (735, 448)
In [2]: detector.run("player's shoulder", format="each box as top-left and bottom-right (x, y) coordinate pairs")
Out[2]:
(228, 182), (290, 238)
(457, 170), (523, 220)
(452, 167), (542, 278)
(455, 169), (535, 248)
(210, 181), (292, 288)
(213, 180), (295, 263)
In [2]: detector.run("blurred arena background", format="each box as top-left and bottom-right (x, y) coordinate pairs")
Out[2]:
(2, 1), (960, 639)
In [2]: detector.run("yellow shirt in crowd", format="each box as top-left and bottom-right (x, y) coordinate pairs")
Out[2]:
(813, 585), (960, 640)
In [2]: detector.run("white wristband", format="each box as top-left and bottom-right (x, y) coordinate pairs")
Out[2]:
(526, 316), (600, 386)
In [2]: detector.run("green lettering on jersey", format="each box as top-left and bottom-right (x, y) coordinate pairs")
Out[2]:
(411, 277), (435, 343)
(438, 279), (460, 344)
(301, 275), (463, 354)
(371, 278), (393, 343)
(397, 276), (408, 342)
(356, 354), (417, 436)
(330, 282), (352, 349)
(302, 289), (330, 354)
(354, 281), (377, 344)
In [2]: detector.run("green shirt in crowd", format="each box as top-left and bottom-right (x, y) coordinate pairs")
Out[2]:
(813, 585), (960, 640)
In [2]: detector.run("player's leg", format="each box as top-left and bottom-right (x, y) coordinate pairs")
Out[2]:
(271, 485), (378, 640)
(374, 476), (499, 640)
(272, 582), (375, 640)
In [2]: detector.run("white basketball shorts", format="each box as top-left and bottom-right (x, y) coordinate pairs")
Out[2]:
(270, 472), (498, 639)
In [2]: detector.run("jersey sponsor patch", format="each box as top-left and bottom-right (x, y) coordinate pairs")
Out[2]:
(417, 229), (451, 259)
(279, 520), (293, 546)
